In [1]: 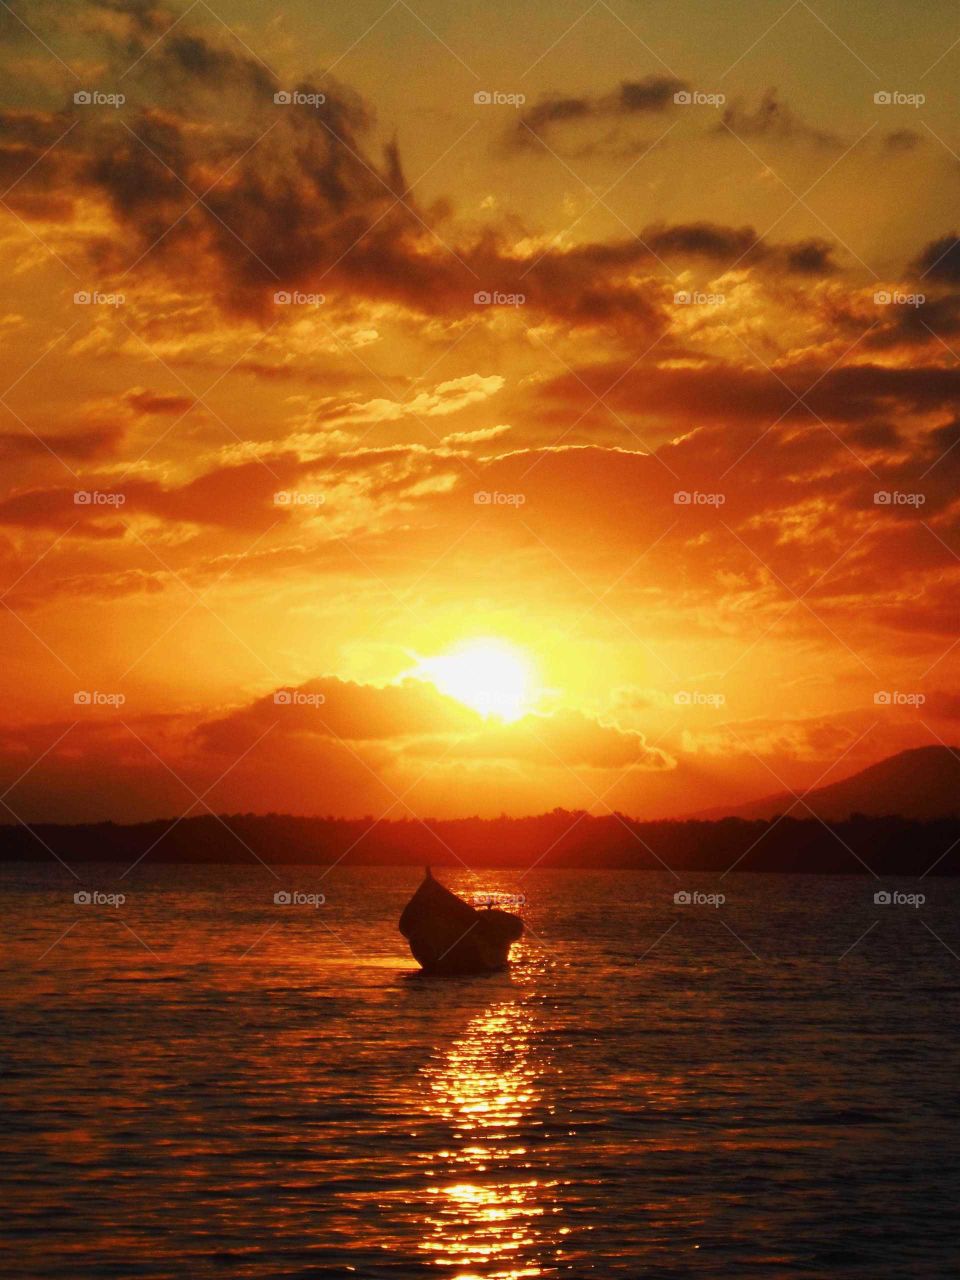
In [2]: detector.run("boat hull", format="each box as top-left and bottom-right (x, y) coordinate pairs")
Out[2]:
(399, 871), (523, 974)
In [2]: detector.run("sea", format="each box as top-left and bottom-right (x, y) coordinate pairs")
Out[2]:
(2, 863), (959, 1278)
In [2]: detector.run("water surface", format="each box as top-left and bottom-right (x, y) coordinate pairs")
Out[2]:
(2, 865), (959, 1277)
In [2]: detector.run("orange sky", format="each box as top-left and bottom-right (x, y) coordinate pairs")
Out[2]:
(1, 0), (959, 823)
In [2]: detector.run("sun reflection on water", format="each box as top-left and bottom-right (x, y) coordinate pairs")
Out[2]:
(417, 998), (563, 1278)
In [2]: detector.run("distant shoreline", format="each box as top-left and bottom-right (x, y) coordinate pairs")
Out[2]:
(3, 812), (959, 875)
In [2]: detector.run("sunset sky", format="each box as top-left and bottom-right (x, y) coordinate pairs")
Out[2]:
(1, 0), (959, 824)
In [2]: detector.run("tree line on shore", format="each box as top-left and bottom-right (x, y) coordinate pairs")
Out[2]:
(2, 809), (958, 874)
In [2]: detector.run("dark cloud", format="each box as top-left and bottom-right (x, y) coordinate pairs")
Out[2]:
(535, 357), (960, 428)
(124, 389), (196, 415)
(0, 426), (122, 461)
(0, 6), (410, 317)
(639, 221), (837, 275)
(716, 89), (845, 149)
(0, 77), (672, 333)
(913, 233), (960, 284)
(0, 109), (81, 205)
(520, 95), (592, 136)
(617, 79), (682, 113)
(884, 129), (923, 152)
(508, 76), (687, 153)
(0, 9), (844, 334)
(848, 421), (902, 450)
(0, 456), (311, 534)
(865, 292), (960, 349)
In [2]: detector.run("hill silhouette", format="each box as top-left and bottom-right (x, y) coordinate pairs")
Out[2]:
(689, 745), (960, 822)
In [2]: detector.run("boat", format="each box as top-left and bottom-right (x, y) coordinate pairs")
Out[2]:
(399, 867), (524, 974)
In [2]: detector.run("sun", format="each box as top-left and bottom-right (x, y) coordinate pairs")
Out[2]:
(415, 639), (535, 722)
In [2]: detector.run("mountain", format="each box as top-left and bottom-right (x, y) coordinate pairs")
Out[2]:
(690, 745), (960, 821)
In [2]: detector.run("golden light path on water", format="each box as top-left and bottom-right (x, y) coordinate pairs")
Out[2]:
(417, 992), (566, 1277)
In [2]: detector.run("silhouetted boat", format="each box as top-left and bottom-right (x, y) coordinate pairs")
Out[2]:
(399, 868), (524, 974)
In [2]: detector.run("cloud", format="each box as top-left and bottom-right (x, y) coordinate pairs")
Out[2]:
(913, 233), (960, 283)
(639, 221), (837, 275)
(884, 129), (923, 152)
(443, 424), (512, 445)
(716, 89), (845, 149)
(0, 6), (412, 318)
(532, 356), (960, 431)
(438, 708), (675, 770)
(0, 9), (848, 343)
(863, 291), (960, 350)
(0, 686), (670, 823)
(196, 677), (675, 775)
(330, 375), (504, 425)
(197, 677), (483, 751)
(0, 456), (312, 534)
(124, 388), (196, 415)
(0, 426), (122, 461)
(681, 714), (860, 763)
(507, 76), (687, 153)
